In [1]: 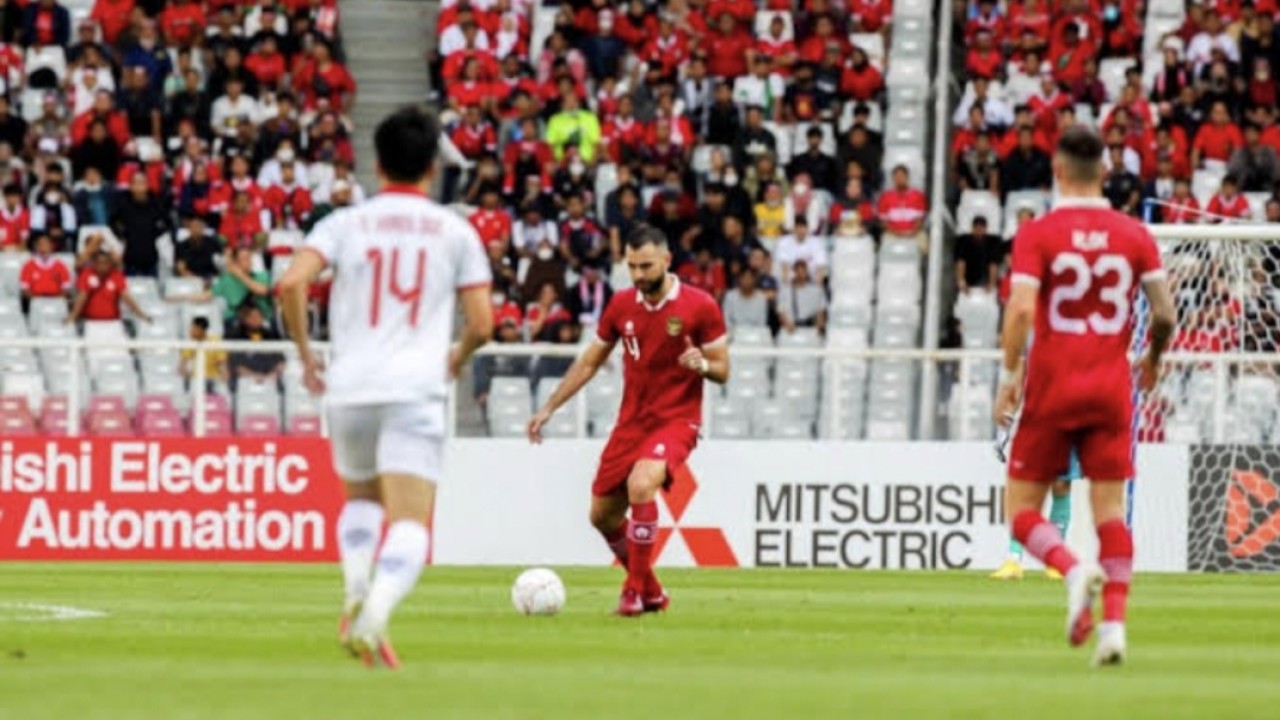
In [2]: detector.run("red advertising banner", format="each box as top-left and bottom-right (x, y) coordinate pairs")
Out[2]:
(0, 438), (346, 561)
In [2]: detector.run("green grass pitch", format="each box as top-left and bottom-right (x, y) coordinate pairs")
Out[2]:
(3, 565), (1280, 720)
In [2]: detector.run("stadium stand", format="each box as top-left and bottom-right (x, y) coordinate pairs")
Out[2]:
(0, 0), (354, 437)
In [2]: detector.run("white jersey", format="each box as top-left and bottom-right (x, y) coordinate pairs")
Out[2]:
(304, 189), (492, 406)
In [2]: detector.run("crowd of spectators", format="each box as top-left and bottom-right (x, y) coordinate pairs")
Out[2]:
(5, 0), (356, 354)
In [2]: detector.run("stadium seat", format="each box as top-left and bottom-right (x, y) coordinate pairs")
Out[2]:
(89, 411), (134, 437)
(3, 372), (44, 410)
(881, 146), (927, 190)
(709, 417), (750, 439)
(164, 276), (205, 300)
(0, 411), (37, 435)
(238, 414), (282, 436)
(287, 415), (323, 437)
(0, 252), (26, 296)
(956, 191), (1003, 235)
(139, 411), (186, 437)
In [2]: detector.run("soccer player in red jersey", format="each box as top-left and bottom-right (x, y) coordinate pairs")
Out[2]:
(995, 127), (1176, 667)
(527, 226), (730, 616)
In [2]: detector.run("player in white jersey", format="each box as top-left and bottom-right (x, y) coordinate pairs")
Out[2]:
(278, 107), (493, 669)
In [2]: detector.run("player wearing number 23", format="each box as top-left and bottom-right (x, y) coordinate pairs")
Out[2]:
(1003, 197), (1165, 482)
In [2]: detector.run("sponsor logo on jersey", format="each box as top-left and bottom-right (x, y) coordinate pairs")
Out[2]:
(666, 316), (682, 336)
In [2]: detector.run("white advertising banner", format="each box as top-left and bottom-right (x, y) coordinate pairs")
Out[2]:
(434, 441), (1190, 572)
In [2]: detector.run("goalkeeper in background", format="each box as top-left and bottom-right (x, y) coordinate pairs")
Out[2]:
(991, 411), (1077, 581)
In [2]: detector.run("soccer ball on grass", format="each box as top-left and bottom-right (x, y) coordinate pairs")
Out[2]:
(511, 568), (566, 616)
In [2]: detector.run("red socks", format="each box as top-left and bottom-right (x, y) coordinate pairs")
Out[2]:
(1012, 509), (1079, 576)
(602, 519), (630, 565)
(1097, 519), (1133, 623)
(626, 502), (658, 594)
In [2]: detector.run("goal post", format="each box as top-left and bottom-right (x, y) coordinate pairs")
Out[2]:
(1143, 223), (1280, 571)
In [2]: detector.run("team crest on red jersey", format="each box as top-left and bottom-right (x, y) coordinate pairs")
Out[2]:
(666, 316), (682, 336)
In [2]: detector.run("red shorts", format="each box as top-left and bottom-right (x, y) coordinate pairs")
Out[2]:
(1008, 415), (1133, 483)
(592, 422), (699, 497)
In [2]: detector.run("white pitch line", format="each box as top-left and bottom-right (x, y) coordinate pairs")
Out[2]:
(0, 602), (108, 623)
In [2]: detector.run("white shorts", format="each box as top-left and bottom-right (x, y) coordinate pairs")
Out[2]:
(327, 401), (446, 482)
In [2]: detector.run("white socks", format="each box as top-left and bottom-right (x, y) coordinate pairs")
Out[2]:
(337, 499), (384, 608)
(360, 520), (431, 634)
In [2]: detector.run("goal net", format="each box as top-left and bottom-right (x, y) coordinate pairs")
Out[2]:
(1142, 224), (1280, 572)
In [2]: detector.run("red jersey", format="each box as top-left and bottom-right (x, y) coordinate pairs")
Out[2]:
(877, 188), (928, 235)
(0, 205), (28, 249)
(1161, 196), (1200, 223)
(1010, 197), (1163, 425)
(596, 277), (727, 429)
(159, 3), (206, 46)
(77, 268), (128, 321)
(20, 256), (71, 296)
(1193, 122), (1244, 163)
(470, 208), (512, 247)
(1206, 192), (1251, 221)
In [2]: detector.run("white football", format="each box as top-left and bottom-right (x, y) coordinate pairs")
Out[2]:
(511, 568), (566, 616)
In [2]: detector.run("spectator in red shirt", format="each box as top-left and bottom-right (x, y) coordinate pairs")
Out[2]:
(262, 163), (313, 231)
(451, 106), (498, 162)
(877, 165), (928, 237)
(841, 47), (884, 102)
(90, 0), (134, 45)
(1009, 0), (1052, 46)
(0, 183), (28, 250)
(219, 190), (266, 249)
(1161, 178), (1201, 223)
(704, 13), (752, 79)
(707, 0), (755, 25)
(850, 0), (891, 33)
(829, 175), (876, 237)
(19, 233), (71, 308)
(159, 0), (205, 48)
(966, 29), (1004, 80)
(470, 186), (513, 249)
(1048, 23), (1095, 86)
(754, 15), (798, 74)
(1205, 175), (1252, 222)
(69, 251), (149, 323)
(615, 0), (658, 49)
(1192, 101), (1246, 168)
(448, 57), (492, 111)
(294, 40), (357, 112)
(966, 0), (1006, 43)
(798, 16), (848, 65)
(70, 91), (131, 148)
(245, 35), (288, 92)
(676, 247), (728, 301)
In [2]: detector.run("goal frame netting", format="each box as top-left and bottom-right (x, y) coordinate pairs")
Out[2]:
(1145, 223), (1280, 572)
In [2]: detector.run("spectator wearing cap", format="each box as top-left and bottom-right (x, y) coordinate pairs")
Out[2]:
(174, 215), (221, 281)
(23, 0), (70, 48)
(71, 166), (117, 225)
(1206, 175), (1252, 223)
(0, 182), (27, 250)
(777, 260), (826, 335)
(954, 216), (1001, 296)
(876, 165), (927, 239)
